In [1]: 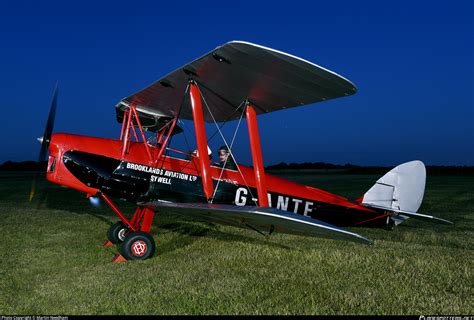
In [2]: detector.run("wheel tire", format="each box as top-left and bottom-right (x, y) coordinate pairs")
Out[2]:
(120, 231), (155, 261)
(107, 221), (129, 244)
(385, 218), (396, 231)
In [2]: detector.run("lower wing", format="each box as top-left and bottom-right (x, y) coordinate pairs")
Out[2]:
(140, 201), (373, 245)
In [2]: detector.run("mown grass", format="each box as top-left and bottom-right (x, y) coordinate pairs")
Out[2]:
(0, 172), (472, 315)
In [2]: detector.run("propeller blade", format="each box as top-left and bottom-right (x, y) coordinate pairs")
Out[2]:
(43, 81), (59, 152)
(29, 82), (59, 202)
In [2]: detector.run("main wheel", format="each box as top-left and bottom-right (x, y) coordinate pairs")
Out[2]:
(120, 231), (156, 261)
(107, 221), (129, 244)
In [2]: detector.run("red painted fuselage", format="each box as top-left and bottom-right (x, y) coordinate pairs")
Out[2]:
(47, 133), (386, 227)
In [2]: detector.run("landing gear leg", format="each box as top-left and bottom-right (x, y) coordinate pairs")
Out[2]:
(101, 193), (157, 261)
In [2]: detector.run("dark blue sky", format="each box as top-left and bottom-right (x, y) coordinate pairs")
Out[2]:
(1, 0), (472, 166)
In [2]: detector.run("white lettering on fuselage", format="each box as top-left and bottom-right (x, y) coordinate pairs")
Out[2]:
(164, 170), (189, 180)
(150, 175), (171, 185)
(234, 188), (316, 216)
(276, 196), (289, 211)
(126, 162), (163, 175)
(235, 187), (248, 206)
(292, 198), (303, 213)
(304, 201), (314, 216)
(126, 162), (197, 183)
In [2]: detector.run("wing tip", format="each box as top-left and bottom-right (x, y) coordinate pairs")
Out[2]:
(353, 234), (374, 246)
(436, 217), (454, 225)
(225, 40), (358, 93)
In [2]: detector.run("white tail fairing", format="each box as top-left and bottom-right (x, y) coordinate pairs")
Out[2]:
(362, 161), (452, 225)
(362, 160), (426, 213)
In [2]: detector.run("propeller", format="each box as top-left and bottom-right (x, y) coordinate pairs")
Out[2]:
(29, 82), (59, 202)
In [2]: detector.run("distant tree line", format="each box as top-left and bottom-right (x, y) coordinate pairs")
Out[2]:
(1, 160), (473, 175)
(0, 161), (46, 171)
(265, 161), (474, 175)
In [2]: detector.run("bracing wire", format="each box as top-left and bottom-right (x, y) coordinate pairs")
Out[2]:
(206, 99), (246, 143)
(210, 105), (246, 203)
(196, 84), (258, 205)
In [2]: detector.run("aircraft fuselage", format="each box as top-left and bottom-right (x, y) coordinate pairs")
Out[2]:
(47, 133), (386, 228)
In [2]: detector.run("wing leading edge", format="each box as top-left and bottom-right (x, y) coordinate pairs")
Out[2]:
(117, 41), (357, 122)
(141, 201), (373, 245)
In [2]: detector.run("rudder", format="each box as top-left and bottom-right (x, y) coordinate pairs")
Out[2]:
(361, 160), (426, 213)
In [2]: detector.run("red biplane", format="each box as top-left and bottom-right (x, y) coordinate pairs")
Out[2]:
(30, 41), (452, 261)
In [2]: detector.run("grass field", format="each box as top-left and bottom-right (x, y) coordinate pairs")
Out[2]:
(0, 171), (472, 315)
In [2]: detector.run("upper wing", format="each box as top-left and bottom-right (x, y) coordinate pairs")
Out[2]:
(116, 41), (357, 122)
(141, 201), (373, 245)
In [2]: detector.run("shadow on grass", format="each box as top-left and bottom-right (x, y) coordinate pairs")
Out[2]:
(34, 185), (293, 255)
(155, 221), (293, 255)
(369, 222), (472, 250)
(36, 185), (119, 226)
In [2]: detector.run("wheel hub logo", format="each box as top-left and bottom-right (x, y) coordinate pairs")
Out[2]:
(132, 240), (147, 256)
